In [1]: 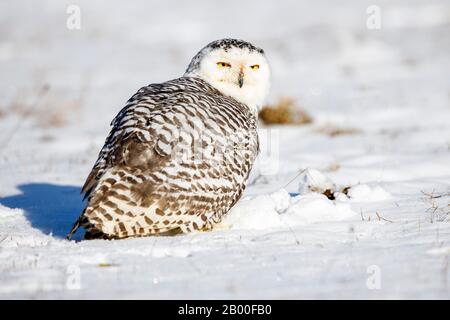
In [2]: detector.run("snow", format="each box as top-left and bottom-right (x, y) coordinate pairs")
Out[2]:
(1, 0), (450, 299)
(284, 193), (356, 225)
(347, 184), (391, 202)
(269, 189), (291, 213)
(223, 187), (357, 229)
(297, 168), (336, 195)
(220, 194), (283, 230)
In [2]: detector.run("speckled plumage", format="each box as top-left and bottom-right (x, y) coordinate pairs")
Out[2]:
(68, 39), (266, 240)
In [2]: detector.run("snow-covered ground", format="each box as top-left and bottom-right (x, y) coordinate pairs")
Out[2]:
(0, 0), (449, 299)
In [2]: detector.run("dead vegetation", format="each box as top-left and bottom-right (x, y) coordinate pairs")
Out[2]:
(325, 163), (341, 172)
(322, 184), (354, 200)
(97, 263), (119, 268)
(0, 83), (87, 151)
(422, 190), (450, 223)
(359, 208), (394, 223)
(259, 97), (313, 125)
(322, 189), (335, 200)
(258, 98), (362, 141)
(3, 84), (83, 129)
(316, 124), (361, 137)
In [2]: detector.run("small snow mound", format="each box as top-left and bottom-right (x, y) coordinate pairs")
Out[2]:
(269, 189), (291, 213)
(221, 194), (282, 230)
(347, 184), (391, 202)
(298, 168), (336, 195)
(222, 187), (356, 230)
(282, 193), (356, 225)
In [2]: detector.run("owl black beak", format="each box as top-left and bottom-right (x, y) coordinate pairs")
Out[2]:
(238, 70), (244, 88)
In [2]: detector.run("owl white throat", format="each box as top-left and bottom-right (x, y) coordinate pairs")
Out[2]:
(184, 39), (271, 114)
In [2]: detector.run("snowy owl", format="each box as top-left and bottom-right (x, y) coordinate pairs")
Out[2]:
(68, 39), (271, 240)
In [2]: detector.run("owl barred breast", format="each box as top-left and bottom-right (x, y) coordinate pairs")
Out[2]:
(68, 39), (271, 239)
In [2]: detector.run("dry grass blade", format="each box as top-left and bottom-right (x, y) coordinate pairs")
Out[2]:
(316, 125), (361, 137)
(376, 211), (394, 223)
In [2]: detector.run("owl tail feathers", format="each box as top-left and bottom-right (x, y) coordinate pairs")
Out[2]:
(66, 214), (116, 240)
(66, 212), (90, 240)
(66, 217), (82, 240)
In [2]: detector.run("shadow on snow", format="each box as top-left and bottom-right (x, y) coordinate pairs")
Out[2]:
(0, 183), (84, 239)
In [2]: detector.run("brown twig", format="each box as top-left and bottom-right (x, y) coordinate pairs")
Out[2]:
(376, 211), (394, 223)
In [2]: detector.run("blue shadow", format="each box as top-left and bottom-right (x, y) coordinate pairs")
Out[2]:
(0, 183), (84, 239)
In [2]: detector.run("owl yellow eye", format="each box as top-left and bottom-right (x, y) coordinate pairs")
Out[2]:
(217, 62), (231, 68)
(250, 64), (260, 70)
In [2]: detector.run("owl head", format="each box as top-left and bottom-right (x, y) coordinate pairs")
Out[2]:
(185, 39), (270, 113)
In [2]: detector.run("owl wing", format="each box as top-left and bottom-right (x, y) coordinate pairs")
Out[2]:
(80, 80), (190, 200)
